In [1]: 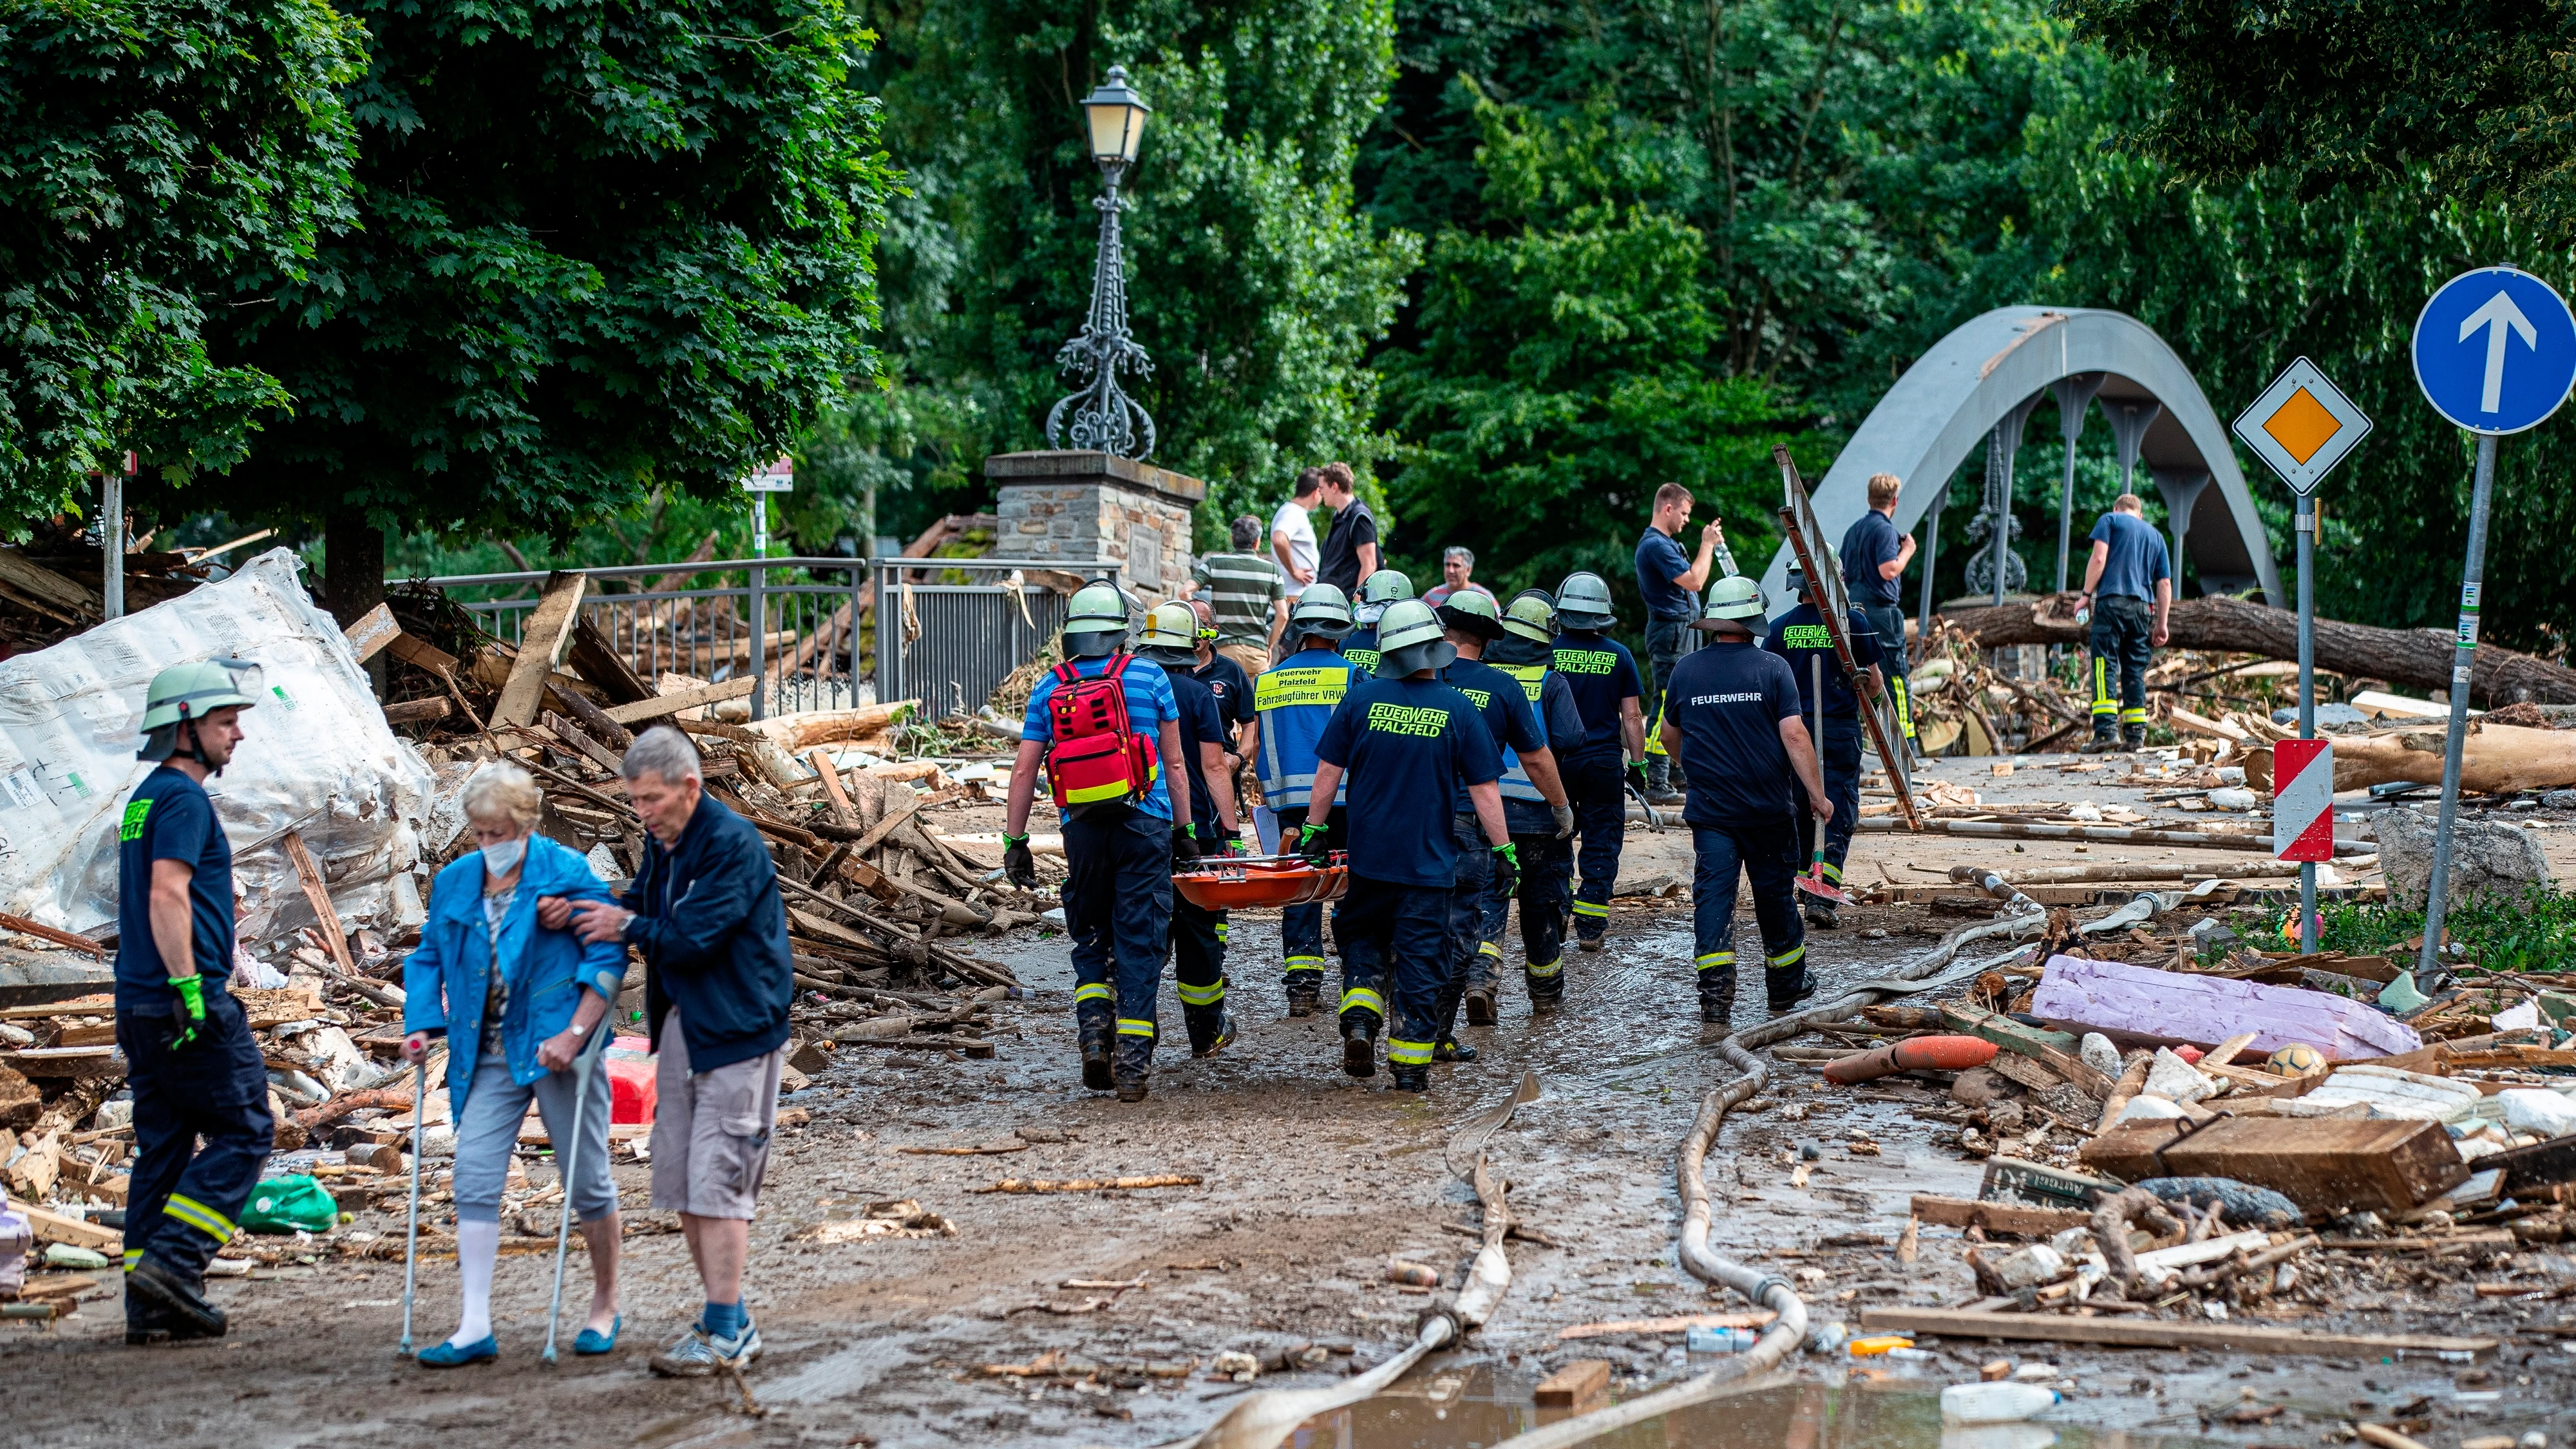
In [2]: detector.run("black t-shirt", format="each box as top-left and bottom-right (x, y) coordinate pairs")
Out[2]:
(1316, 499), (1379, 594)
(115, 766), (235, 1013)
(1550, 631), (1643, 759)
(1841, 509), (1904, 607)
(1168, 668), (1233, 839)
(1314, 676), (1502, 887)
(1665, 641), (1804, 829)
(1191, 654), (1255, 739)
(1439, 656), (1549, 811)
(1763, 601), (1884, 723)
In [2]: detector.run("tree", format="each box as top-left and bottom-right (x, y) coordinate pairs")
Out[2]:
(180, 0), (894, 620)
(0, 0), (361, 524)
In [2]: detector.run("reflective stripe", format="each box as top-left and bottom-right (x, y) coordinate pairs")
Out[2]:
(1819, 861), (1843, 884)
(1477, 942), (1502, 960)
(1694, 951), (1736, 972)
(163, 1193), (236, 1244)
(1075, 983), (1115, 1003)
(1117, 1017), (1157, 1037)
(1767, 944), (1805, 969)
(1387, 1037), (1435, 1066)
(1340, 987), (1385, 1018)
(1571, 900), (1609, 918)
(1065, 777), (1138, 805)
(1891, 676), (1916, 740)
(2119, 708), (2148, 724)
(1524, 956), (1563, 980)
(1283, 956), (1326, 972)
(123, 1249), (143, 1271)
(1177, 980), (1226, 1006)
(1213, 922), (1231, 944)
(2091, 658), (2115, 715)
(1645, 699), (1668, 757)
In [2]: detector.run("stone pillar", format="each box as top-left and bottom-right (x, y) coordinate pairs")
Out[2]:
(985, 450), (1206, 603)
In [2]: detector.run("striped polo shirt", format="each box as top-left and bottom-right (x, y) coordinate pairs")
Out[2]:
(1190, 551), (1285, 645)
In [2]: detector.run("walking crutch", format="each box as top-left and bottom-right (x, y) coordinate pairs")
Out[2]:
(399, 1063), (426, 1355)
(540, 1021), (611, 1364)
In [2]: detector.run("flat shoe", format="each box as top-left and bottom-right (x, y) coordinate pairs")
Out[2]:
(419, 1335), (498, 1367)
(574, 1314), (621, 1355)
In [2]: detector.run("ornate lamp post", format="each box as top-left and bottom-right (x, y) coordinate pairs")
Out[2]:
(1045, 66), (1157, 459)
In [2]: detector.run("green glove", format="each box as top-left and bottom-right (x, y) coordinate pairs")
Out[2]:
(1490, 840), (1520, 898)
(170, 973), (207, 1050)
(1295, 820), (1331, 863)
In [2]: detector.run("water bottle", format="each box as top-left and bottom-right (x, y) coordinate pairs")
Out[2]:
(1941, 1382), (2061, 1425)
(1685, 1325), (1760, 1354)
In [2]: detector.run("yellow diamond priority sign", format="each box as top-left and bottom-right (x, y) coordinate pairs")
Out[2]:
(2233, 356), (2372, 495)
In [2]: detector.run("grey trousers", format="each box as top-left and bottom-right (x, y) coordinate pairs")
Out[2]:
(450, 1039), (618, 1225)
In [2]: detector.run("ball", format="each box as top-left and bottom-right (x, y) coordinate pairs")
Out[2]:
(2266, 1042), (2329, 1078)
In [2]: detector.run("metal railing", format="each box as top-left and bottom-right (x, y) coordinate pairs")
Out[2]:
(410, 557), (868, 720)
(873, 558), (1119, 721)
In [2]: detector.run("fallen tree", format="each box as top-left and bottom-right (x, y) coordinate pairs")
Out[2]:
(2320, 721), (2576, 793)
(1940, 593), (2576, 705)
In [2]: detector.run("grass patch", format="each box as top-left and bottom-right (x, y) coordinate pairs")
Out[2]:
(2248, 885), (2576, 975)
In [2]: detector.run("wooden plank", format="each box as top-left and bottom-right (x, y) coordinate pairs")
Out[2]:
(0, 912), (107, 958)
(545, 680), (634, 749)
(0, 1046), (123, 1079)
(381, 697), (451, 726)
(601, 677), (755, 726)
(1532, 1359), (1613, 1408)
(2078, 1115), (2469, 1217)
(1555, 1312), (1774, 1341)
(2204, 1031), (2260, 1069)
(386, 630), (461, 674)
(2317, 1230), (2514, 1252)
(810, 750), (859, 826)
(491, 571), (589, 727)
(1908, 1195), (2093, 1237)
(565, 615), (653, 705)
(851, 789), (924, 857)
(1858, 1307), (2497, 1360)
(1986, 1051), (2066, 1095)
(543, 711), (623, 774)
(1940, 1003), (2114, 1097)
(0, 546), (98, 622)
(341, 601), (399, 663)
(19, 1200), (120, 1253)
(6, 1129), (59, 1197)
(2492, 1133), (2576, 1195)
(279, 830), (359, 979)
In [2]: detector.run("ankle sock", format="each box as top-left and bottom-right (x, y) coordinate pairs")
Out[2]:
(452, 1219), (500, 1347)
(703, 1298), (747, 1340)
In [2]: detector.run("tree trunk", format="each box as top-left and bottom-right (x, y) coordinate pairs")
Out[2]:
(322, 507), (386, 627)
(1939, 593), (2576, 705)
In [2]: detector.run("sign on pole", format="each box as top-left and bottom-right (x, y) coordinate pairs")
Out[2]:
(2272, 739), (2336, 862)
(2232, 357), (2371, 495)
(2411, 267), (2576, 435)
(740, 457), (796, 492)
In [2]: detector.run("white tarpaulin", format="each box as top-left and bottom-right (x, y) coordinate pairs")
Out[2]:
(0, 548), (438, 944)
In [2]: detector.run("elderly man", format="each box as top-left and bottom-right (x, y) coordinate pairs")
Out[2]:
(1421, 546), (1496, 610)
(1189, 514), (1287, 674)
(556, 726), (793, 1376)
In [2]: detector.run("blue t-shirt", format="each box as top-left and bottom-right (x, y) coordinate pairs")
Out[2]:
(1167, 667), (1232, 839)
(115, 766), (235, 1013)
(1550, 632), (1643, 760)
(1634, 527), (1697, 620)
(1021, 653), (1180, 819)
(1842, 509), (1905, 607)
(2090, 511), (2172, 601)
(1313, 676), (1502, 888)
(1764, 602), (1884, 723)
(1665, 641), (1805, 830)
(1439, 656), (1549, 811)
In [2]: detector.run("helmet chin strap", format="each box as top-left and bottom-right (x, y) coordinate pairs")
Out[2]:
(175, 712), (223, 775)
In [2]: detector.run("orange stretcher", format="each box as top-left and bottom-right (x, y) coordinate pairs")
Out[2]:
(1172, 852), (1350, 911)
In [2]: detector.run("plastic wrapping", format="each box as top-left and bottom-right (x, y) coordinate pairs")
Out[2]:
(0, 549), (439, 944)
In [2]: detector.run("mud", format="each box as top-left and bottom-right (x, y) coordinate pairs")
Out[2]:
(8, 757), (2575, 1448)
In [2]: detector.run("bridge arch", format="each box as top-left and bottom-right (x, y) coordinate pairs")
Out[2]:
(1759, 307), (2284, 619)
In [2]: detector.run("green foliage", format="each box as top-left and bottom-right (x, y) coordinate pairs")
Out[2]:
(2266, 886), (2576, 976)
(180, 0), (895, 544)
(0, 0), (361, 520)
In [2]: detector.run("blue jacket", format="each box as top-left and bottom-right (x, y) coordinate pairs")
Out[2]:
(402, 835), (627, 1119)
(619, 793), (793, 1072)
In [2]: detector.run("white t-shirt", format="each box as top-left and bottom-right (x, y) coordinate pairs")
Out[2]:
(1269, 500), (1318, 598)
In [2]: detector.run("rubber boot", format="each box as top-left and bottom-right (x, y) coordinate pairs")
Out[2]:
(1388, 1065), (1430, 1093)
(1766, 966), (1819, 1014)
(1283, 974), (1322, 1018)
(1077, 999), (1115, 1090)
(1113, 1035), (1153, 1103)
(125, 1256), (226, 1340)
(1699, 970), (1738, 1027)
(1339, 1010), (1379, 1079)
(1433, 1037), (1478, 1063)
(1526, 960), (1564, 1014)
(1463, 987), (1497, 1027)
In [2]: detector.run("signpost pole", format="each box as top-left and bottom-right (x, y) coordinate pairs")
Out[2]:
(2407, 432), (2497, 995)
(749, 494), (769, 723)
(101, 468), (124, 621)
(2295, 492), (2317, 952)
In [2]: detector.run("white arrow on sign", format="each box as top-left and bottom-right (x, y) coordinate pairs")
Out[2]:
(2460, 289), (2540, 413)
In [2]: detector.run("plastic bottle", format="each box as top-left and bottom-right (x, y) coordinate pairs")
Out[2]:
(1685, 1325), (1760, 1354)
(1940, 1382), (2061, 1425)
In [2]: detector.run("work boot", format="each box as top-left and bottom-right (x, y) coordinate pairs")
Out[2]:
(1577, 933), (1604, 954)
(125, 1296), (218, 1346)
(124, 1256), (225, 1340)
(1803, 898), (1840, 930)
(2079, 734), (2121, 755)
(1340, 1012), (1379, 1079)
(2122, 728), (2147, 751)
(1388, 1065), (1431, 1093)
(1463, 987), (1497, 1027)
(1766, 969), (1819, 1014)
(1645, 759), (1683, 806)
(1433, 1037), (1479, 1064)
(1080, 1041), (1113, 1092)
(1283, 976), (1322, 1018)
(1113, 1036), (1153, 1103)
(1189, 1010), (1237, 1059)
(1700, 975), (1738, 1027)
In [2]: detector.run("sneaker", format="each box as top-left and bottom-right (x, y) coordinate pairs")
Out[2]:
(1191, 1012), (1237, 1059)
(650, 1318), (762, 1378)
(125, 1256), (225, 1340)
(1340, 1019), (1378, 1079)
(1463, 989), (1497, 1027)
(1080, 1043), (1113, 1092)
(1803, 900), (1840, 930)
(1432, 1037), (1479, 1064)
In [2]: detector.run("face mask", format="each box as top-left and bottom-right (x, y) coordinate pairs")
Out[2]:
(482, 835), (528, 878)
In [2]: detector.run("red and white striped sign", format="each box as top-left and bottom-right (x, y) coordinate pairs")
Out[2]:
(2272, 737), (2336, 862)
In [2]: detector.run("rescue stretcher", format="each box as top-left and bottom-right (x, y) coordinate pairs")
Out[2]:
(1171, 851), (1350, 910)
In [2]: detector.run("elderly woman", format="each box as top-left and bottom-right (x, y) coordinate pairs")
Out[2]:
(400, 762), (629, 1365)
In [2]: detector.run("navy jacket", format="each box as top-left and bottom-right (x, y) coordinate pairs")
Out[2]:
(619, 793), (794, 1070)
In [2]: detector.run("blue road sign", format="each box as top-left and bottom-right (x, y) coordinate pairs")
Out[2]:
(2412, 267), (2576, 435)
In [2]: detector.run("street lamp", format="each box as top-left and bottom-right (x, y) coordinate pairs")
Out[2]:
(1046, 65), (1157, 459)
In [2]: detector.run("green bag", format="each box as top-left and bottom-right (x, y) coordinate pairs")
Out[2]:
(240, 1175), (338, 1234)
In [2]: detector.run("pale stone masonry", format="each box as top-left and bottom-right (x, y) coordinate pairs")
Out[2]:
(986, 450), (1206, 603)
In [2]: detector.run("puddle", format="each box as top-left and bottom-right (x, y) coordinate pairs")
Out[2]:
(1303, 1365), (2221, 1449)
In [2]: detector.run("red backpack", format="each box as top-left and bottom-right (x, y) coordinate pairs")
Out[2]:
(1043, 654), (1159, 811)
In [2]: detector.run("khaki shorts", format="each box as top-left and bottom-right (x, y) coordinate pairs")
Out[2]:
(1218, 641), (1271, 678)
(649, 1007), (784, 1220)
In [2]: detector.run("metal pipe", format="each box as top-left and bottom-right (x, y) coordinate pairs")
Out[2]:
(101, 469), (124, 620)
(1857, 815), (2372, 854)
(2411, 432), (2499, 995)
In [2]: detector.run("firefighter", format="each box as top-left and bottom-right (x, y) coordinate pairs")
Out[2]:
(1137, 602), (1242, 1057)
(1253, 583), (1359, 1015)
(1299, 603), (1513, 1093)
(116, 658), (274, 1344)
(1550, 572), (1645, 952)
(1660, 577), (1831, 1024)
(1763, 562), (1884, 929)
(1340, 569), (1414, 676)
(1435, 591), (1573, 1030)
(1483, 590), (1583, 1007)
(1003, 583), (1194, 1101)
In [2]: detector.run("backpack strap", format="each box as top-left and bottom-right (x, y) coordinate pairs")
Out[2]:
(1101, 652), (1131, 679)
(1051, 660), (1083, 687)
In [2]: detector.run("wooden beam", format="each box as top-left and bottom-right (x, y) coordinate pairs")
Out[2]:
(386, 630), (461, 674)
(0, 911), (106, 958)
(0, 546), (98, 623)
(1858, 1307), (2498, 1359)
(601, 676), (755, 725)
(280, 829), (360, 980)
(381, 697), (451, 726)
(566, 615), (654, 705)
(491, 571), (589, 726)
(1908, 1195), (2094, 1237)
(342, 601), (399, 663)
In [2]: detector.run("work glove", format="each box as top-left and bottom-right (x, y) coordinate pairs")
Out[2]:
(1172, 832), (1203, 869)
(1490, 842), (1520, 898)
(1551, 802), (1577, 838)
(1001, 833), (1039, 891)
(1625, 759), (1649, 793)
(1294, 819), (1332, 864)
(169, 973), (207, 1052)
